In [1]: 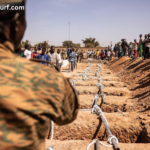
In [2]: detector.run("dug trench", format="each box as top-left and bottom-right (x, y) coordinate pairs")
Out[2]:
(46, 60), (150, 150)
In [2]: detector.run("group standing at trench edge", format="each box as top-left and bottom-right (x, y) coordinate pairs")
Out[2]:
(16, 44), (62, 69)
(112, 34), (150, 60)
(16, 44), (86, 72)
(16, 33), (150, 74)
(84, 34), (150, 61)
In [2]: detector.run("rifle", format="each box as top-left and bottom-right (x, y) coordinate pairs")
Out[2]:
(30, 58), (60, 72)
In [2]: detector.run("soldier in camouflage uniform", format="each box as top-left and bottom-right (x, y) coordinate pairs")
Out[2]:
(0, 0), (79, 150)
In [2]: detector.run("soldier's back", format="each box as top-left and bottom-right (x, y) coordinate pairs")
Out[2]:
(0, 42), (79, 150)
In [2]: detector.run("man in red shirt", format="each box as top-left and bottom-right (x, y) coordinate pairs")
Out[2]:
(31, 47), (39, 59)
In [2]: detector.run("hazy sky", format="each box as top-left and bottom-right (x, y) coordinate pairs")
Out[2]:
(23, 0), (150, 47)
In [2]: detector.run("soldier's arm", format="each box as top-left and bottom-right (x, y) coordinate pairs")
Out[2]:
(40, 70), (79, 126)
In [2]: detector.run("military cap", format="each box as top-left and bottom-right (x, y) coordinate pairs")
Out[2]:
(0, 0), (25, 4)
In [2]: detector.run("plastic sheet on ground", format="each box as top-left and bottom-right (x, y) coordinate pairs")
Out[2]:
(62, 60), (69, 67)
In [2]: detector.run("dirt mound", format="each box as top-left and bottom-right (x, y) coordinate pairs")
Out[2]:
(47, 61), (150, 150)
(107, 57), (150, 113)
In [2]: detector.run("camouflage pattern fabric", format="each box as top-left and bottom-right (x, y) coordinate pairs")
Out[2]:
(0, 41), (79, 150)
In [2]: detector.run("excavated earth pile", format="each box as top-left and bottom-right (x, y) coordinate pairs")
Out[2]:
(45, 58), (150, 150)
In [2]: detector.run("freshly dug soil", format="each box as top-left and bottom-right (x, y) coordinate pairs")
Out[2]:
(45, 60), (150, 150)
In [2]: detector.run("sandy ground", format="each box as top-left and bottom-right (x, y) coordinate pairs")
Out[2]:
(45, 59), (150, 150)
(46, 140), (150, 150)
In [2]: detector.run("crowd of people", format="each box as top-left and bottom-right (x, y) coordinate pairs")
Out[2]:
(85, 33), (150, 61)
(61, 48), (86, 72)
(114, 34), (150, 60)
(16, 33), (150, 72)
(16, 45), (87, 72)
(16, 44), (62, 69)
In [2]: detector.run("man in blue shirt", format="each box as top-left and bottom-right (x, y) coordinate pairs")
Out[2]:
(69, 48), (75, 72)
(114, 44), (118, 57)
(39, 48), (50, 65)
(67, 48), (70, 59)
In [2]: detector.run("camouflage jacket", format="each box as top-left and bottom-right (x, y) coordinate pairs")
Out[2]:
(0, 41), (79, 150)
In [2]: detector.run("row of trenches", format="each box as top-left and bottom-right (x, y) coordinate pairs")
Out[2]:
(48, 63), (150, 149)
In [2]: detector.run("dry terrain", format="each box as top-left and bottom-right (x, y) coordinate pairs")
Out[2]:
(46, 57), (150, 150)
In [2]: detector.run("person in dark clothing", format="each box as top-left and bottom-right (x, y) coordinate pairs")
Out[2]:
(114, 44), (118, 57)
(121, 39), (129, 56)
(76, 49), (79, 62)
(128, 42), (133, 57)
(61, 49), (65, 60)
(67, 48), (70, 59)
(101, 50), (105, 60)
(69, 48), (75, 72)
(145, 34), (150, 59)
(79, 50), (83, 63)
(15, 44), (24, 57)
(143, 34), (148, 60)
(104, 48), (108, 60)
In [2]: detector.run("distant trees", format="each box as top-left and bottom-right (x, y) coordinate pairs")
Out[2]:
(85, 43), (94, 48)
(74, 43), (81, 48)
(21, 40), (30, 48)
(34, 41), (50, 48)
(21, 38), (101, 49)
(82, 37), (100, 48)
(63, 41), (73, 47)
(62, 41), (81, 48)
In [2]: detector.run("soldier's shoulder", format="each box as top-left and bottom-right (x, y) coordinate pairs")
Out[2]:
(2, 56), (64, 79)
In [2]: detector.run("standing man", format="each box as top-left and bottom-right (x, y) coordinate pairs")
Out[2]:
(38, 48), (50, 65)
(128, 42), (133, 57)
(67, 48), (70, 59)
(15, 44), (24, 57)
(96, 49), (100, 60)
(79, 50), (83, 63)
(74, 51), (78, 69)
(104, 47), (108, 60)
(87, 50), (90, 58)
(134, 39), (138, 58)
(31, 47), (39, 59)
(121, 40), (124, 56)
(65, 49), (68, 59)
(143, 34), (148, 60)
(57, 49), (62, 69)
(47, 46), (59, 67)
(107, 50), (111, 61)
(37, 44), (42, 54)
(76, 49), (79, 62)
(0, 1), (79, 150)
(122, 39), (129, 56)
(93, 51), (96, 59)
(83, 51), (87, 59)
(69, 48), (75, 72)
(101, 50), (104, 60)
(24, 44), (31, 59)
(145, 34), (150, 59)
(61, 49), (65, 60)
(114, 44), (118, 57)
(138, 34), (143, 57)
